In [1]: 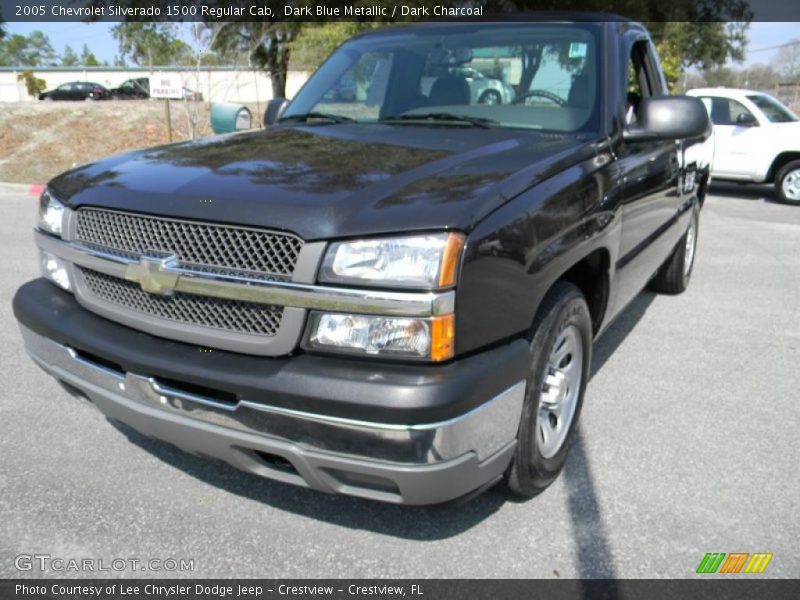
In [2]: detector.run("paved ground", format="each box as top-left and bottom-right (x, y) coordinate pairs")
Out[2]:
(1, 182), (798, 579)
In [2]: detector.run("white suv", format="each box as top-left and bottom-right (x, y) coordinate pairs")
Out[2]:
(687, 88), (800, 204)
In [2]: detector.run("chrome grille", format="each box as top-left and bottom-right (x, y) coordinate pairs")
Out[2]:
(80, 268), (283, 336)
(75, 209), (303, 279)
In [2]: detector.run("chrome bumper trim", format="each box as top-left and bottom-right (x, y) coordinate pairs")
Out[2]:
(35, 229), (455, 317)
(20, 325), (525, 465)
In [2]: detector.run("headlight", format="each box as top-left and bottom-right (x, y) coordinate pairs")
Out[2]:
(319, 232), (464, 289)
(307, 312), (455, 361)
(40, 250), (72, 291)
(37, 189), (66, 237)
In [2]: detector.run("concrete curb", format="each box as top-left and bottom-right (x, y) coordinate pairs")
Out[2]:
(0, 182), (43, 195)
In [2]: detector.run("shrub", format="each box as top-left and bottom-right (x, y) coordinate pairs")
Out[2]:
(17, 71), (47, 98)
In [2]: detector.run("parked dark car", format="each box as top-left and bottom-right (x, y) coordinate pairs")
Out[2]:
(110, 77), (149, 99)
(39, 82), (110, 101)
(15, 18), (711, 505)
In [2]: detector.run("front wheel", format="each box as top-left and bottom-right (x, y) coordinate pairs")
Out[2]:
(506, 282), (592, 498)
(775, 160), (800, 205)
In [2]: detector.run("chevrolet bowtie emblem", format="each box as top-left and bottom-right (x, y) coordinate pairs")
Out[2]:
(125, 256), (180, 295)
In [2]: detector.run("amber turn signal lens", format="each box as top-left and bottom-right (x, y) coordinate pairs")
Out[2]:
(430, 313), (455, 362)
(438, 232), (465, 288)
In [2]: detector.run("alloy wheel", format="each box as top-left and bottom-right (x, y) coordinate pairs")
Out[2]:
(536, 325), (583, 459)
(781, 168), (800, 201)
(684, 213), (697, 277)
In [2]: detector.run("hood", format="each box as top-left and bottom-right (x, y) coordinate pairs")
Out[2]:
(50, 124), (592, 241)
(769, 120), (800, 147)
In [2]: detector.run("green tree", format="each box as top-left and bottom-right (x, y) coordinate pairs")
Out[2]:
(647, 21), (749, 90)
(17, 70), (46, 97)
(0, 30), (57, 66)
(112, 22), (192, 67)
(212, 21), (302, 98)
(289, 23), (378, 71)
(80, 44), (100, 66)
(61, 45), (79, 67)
(215, 18), (393, 96)
(483, 0), (751, 91)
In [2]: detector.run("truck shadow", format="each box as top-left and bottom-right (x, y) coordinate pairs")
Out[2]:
(556, 291), (653, 583)
(110, 290), (655, 545)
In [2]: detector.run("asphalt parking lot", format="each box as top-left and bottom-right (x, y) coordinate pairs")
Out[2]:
(1, 182), (798, 579)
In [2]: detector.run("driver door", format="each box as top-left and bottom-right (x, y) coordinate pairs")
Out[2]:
(700, 96), (763, 180)
(613, 39), (682, 312)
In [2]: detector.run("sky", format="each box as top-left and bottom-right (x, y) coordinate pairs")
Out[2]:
(744, 22), (800, 66)
(6, 21), (121, 62)
(4, 20), (800, 68)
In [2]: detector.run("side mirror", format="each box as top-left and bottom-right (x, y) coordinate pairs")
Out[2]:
(624, 96), (712, 143)
(210, 104), (252, 134)
(736, 112), (758, 127)
(264, 97), (288, 127)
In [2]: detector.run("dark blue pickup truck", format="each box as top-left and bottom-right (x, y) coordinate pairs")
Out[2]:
(14, 18), (710, 505)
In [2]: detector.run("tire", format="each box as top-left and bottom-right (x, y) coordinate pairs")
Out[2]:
(506, 282), (593, 498)
(775, 159), (800, 205)
(478, 90), (502, 105)
(649, 204), (699, 295)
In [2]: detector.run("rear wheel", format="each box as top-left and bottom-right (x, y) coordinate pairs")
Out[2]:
(650, 205), (699, 295)
(506, 282), (592, 498)
(775, 160), (800, 205)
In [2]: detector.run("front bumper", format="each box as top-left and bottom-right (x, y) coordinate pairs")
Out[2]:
(15, 280), (530, 505)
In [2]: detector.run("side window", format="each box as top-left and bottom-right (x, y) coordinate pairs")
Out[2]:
(703, 97), (755, 126)
(58, 84), (73, 91)
(643, 43), (666, 96)
(626, 43), (647, 123)
(626, 40), (664, 125)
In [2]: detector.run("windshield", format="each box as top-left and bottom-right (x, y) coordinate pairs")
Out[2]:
(283, 23), (601, 133)
(747, 94), (799, 123)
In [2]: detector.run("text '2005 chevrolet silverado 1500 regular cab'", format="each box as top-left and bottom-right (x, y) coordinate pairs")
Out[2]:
(14, 18), (711, 505)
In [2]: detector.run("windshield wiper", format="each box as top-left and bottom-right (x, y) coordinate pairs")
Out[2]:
(379, 113), (498, 129)
(279, 112), (356, 124)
